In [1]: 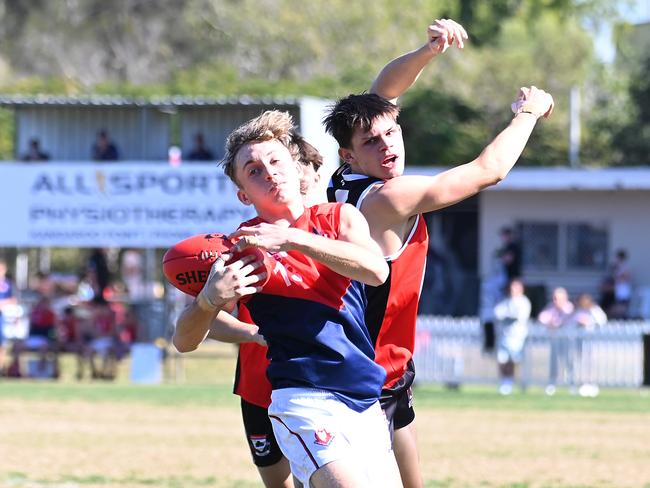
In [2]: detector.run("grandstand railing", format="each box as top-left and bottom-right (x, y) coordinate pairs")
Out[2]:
(414, 316), (650, 389)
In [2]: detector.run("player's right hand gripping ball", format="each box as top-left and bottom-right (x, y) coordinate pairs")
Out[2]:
(162, 233), (273, 297)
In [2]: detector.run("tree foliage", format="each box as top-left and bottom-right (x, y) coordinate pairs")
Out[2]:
(0, 0), (641, 165)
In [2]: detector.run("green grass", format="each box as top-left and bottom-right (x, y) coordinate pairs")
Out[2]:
(1, 379), (648, 413)
(0, 381), (236, 406)
(412, 384), (650, 413)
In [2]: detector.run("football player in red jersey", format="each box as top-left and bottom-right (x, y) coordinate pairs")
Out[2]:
(173, 111), (403, 487)
(325, 19), (553, 488)
(202, 115), (328, 488)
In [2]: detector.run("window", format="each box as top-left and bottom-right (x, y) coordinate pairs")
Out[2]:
(566, 223), (608, 271)
(518, 222), (559, 271)
(517, 220), (609, 273)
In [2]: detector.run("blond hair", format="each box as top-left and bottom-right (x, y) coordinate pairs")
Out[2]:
(222, 110), (301, 185)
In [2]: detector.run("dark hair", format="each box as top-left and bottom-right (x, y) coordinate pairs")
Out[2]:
(323, 93), (400, 149)
(292, 133), (323, 171)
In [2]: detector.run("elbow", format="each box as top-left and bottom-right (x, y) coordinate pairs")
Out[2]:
(172, 335), (197, 354)
(366, 261), (389, 287)
(475, 154), (509, 186)
(483, 162), (506, 186)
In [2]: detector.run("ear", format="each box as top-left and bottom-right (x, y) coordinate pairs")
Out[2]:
(338, 147), (355, 165)
(237, 189), (252, 206)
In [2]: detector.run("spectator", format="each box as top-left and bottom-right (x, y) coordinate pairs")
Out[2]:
(115, 306), (139, 360)
(87, 248), (111, 303)
(21, 138), (50, 161)
(610, 249), (632, 319)
(56, 305), (89, 380)
(186, 132), (215, 161)
(23, 295), (59, 378)
(88, 301), (118, 379)
(497, 227), (522, 282)
(0, 259), (17, 375)
(494, 278), (531, 395)
(120, 249), (145, 301)
(568, 293), (607, 397)
(33, 271), (56, 298)
(92, 130), (119, 161)
(538, 287), (574, 395)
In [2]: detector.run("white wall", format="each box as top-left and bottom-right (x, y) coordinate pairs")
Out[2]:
(480, 190), (650, 298)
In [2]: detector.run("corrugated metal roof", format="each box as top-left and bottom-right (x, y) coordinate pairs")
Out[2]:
(0, 94), (300, 107)
(404, 166), (650, 190)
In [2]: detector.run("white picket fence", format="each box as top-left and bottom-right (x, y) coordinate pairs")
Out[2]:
(414, 316), (650, 388)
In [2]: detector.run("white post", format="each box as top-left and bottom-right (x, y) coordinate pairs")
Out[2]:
(569, 86), (581, 168)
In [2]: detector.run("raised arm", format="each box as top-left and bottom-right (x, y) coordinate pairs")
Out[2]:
(362, 86), (554, 226)
(230, 204), (388, 286)
(370, 19), (467, 103)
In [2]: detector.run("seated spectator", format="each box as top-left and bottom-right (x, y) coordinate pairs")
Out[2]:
(21, 138), (50, 161)
(33, 271), (56, 298)
(115, 306), (140, 360)
(22, 295), (59, 378)
(186, 132), (214, 161)
(88, 302), (118, 379)
(538, 287), (574, 395)
(92, 130), (119, 161)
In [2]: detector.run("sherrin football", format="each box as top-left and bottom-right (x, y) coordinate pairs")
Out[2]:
(162, 233), (272, 297)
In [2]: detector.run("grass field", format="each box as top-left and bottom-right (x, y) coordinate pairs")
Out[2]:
(1, 342), (649, 488)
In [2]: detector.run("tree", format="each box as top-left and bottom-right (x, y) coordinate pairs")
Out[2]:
(613, 53), (650, 165)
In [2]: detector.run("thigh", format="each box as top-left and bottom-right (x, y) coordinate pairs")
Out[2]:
(393, 422), (423, 488)
(269, 389), (397, 487)
(240, 398), (285, 468)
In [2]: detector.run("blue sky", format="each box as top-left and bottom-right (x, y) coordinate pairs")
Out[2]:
(596, 0), (650, 62)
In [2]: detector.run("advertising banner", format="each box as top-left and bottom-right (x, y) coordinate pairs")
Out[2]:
(0, 163), (255, 248)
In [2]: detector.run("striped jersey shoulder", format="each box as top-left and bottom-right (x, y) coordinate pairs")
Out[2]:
(327, 163), (383, 207)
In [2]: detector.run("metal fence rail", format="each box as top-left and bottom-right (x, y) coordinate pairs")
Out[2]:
(414, 316), (650, 389)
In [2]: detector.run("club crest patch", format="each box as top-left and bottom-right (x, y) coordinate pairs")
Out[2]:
(314, 428), (334, 446)
(250, 434), (271, 456)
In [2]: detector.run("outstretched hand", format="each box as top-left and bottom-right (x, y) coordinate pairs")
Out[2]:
(428, 18), (468, 55)
(511, 86), (555, 119)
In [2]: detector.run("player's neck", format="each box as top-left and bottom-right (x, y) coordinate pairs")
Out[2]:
(256, 199), (305, 225)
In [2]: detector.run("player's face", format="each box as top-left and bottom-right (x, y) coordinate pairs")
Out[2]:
(299, 162), (320, 195)
(343, 114), (405, 180)
(234, 139), (303, 211)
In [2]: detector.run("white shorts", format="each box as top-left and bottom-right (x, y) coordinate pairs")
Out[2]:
(268, 388), (396, 487)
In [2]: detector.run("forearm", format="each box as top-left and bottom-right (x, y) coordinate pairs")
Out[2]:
(207, 311), (260, 343)
(370, 44), (435, 102)
(172, 299), (222, 353)
(474, 113), (538, 183)
(290, 231), (387, 286)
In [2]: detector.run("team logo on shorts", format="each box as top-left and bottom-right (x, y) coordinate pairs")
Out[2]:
(249, 434), (271, 456)
(314, 429), (334, 446)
